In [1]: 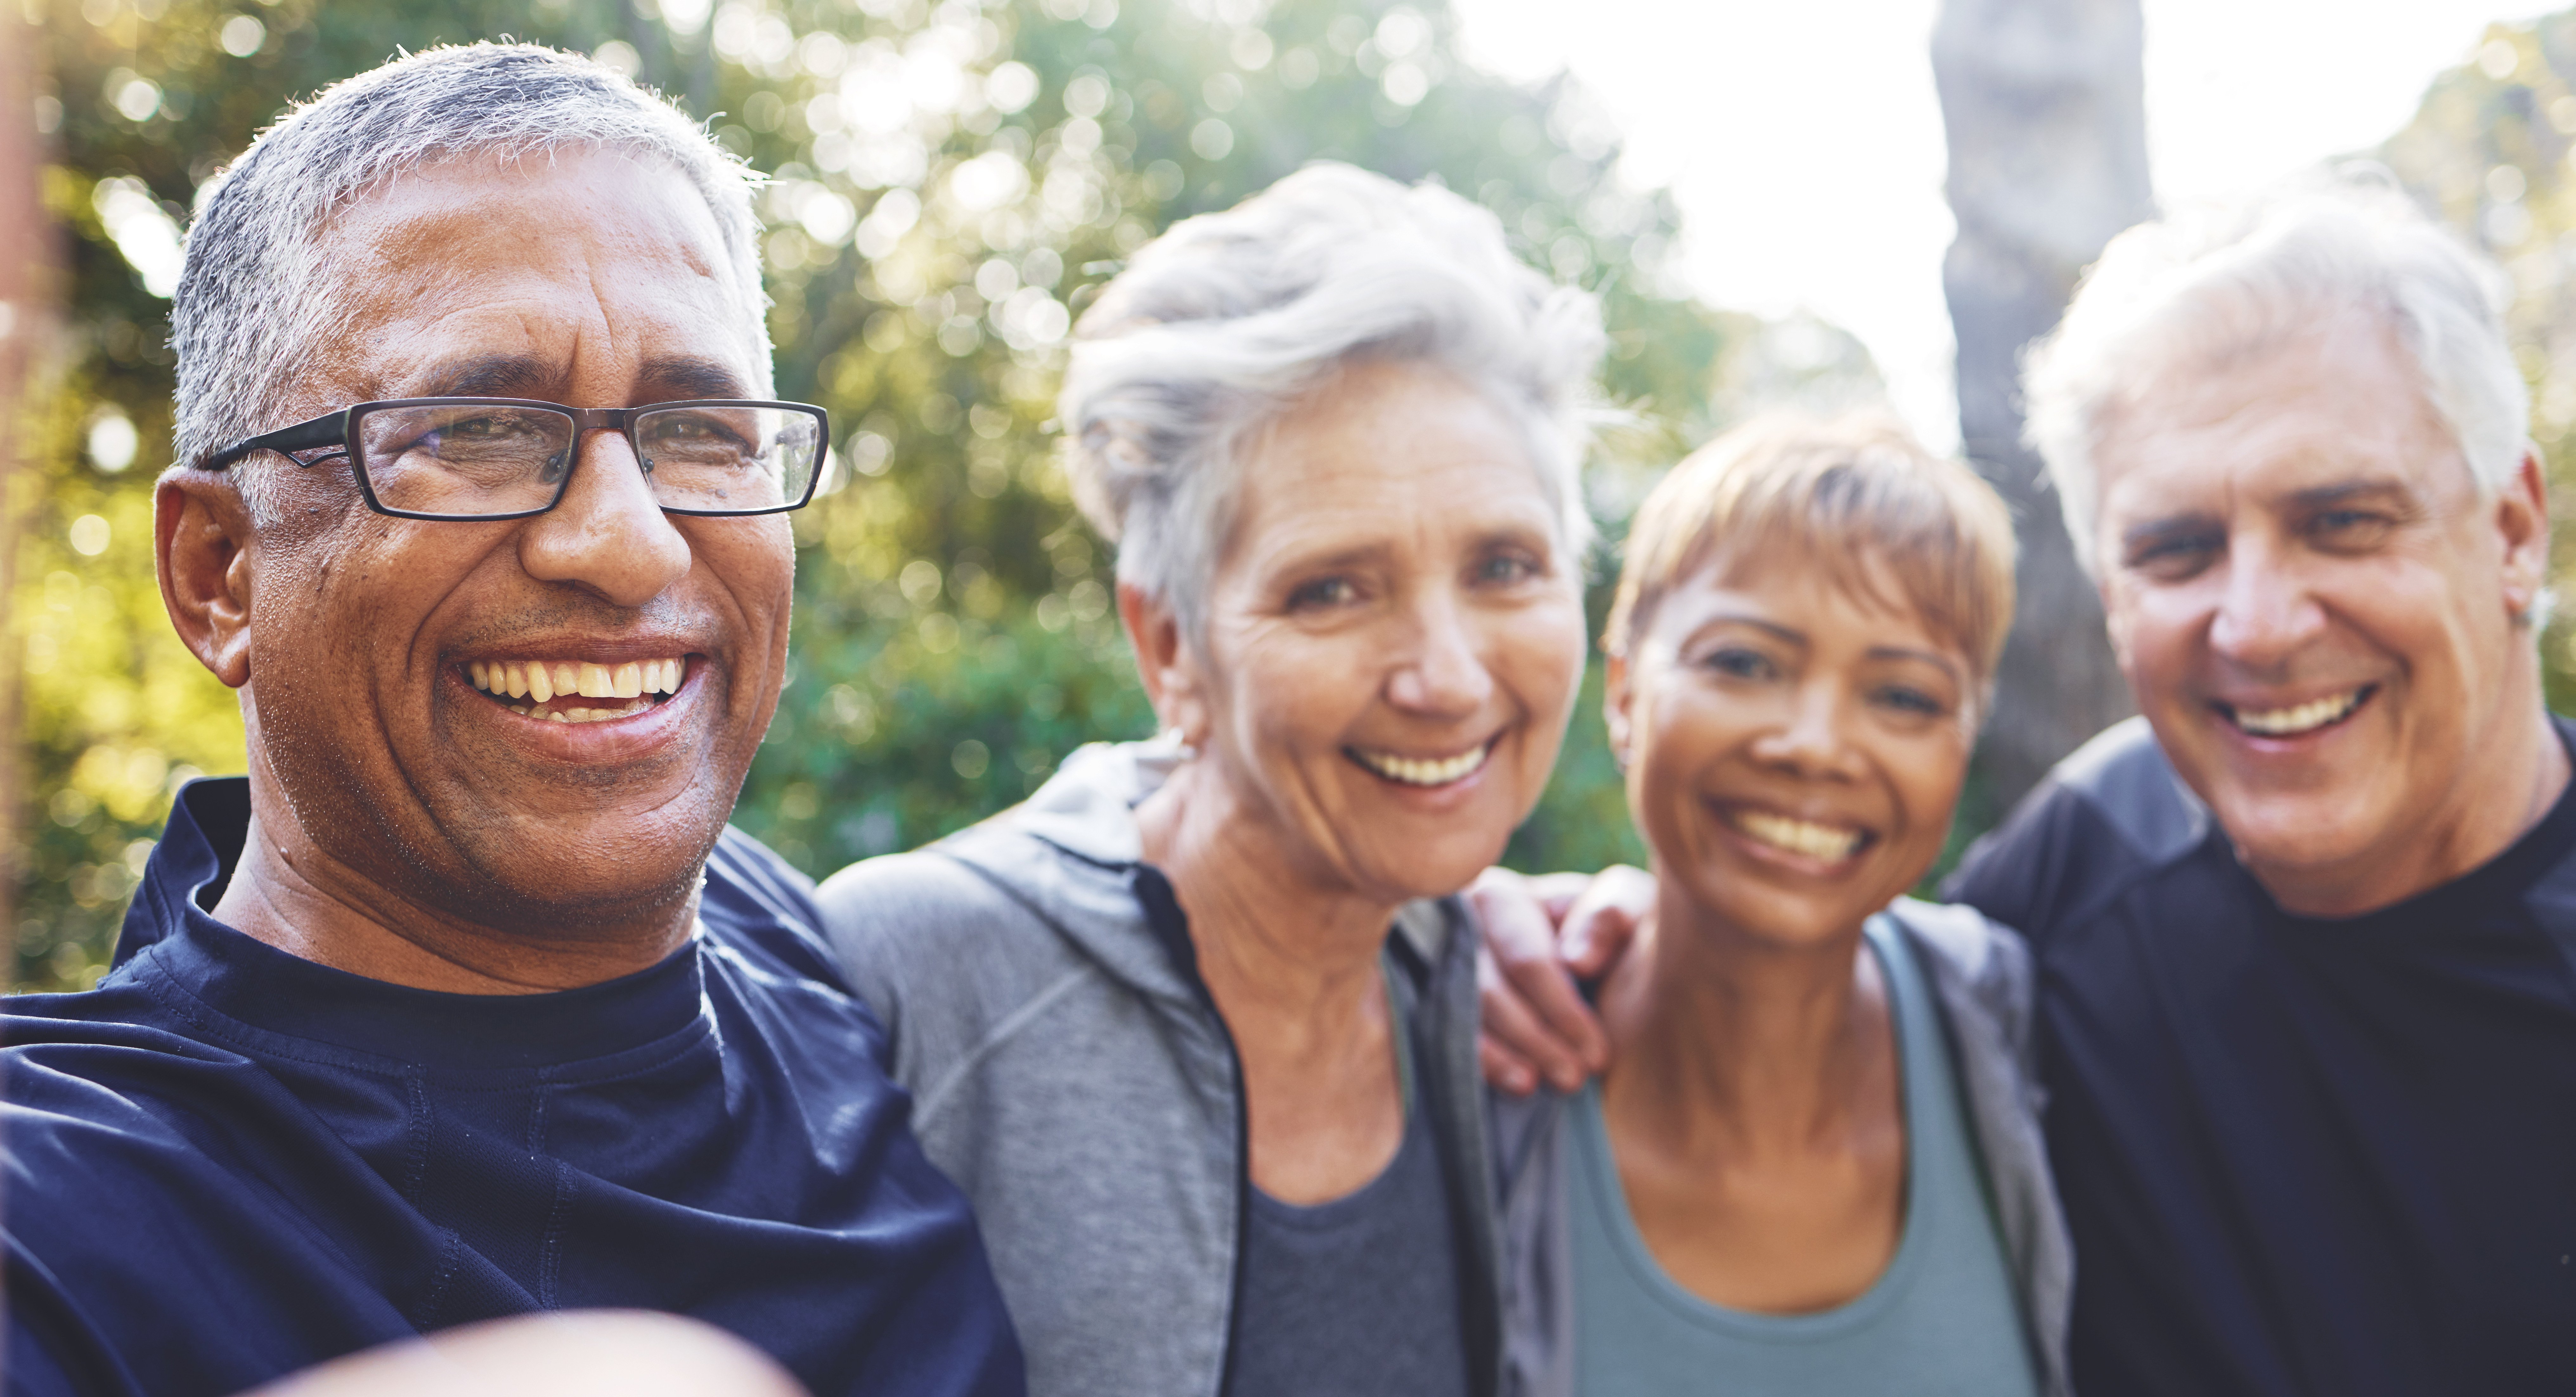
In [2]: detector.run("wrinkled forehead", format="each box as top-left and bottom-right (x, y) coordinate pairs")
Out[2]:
(2095, 306), (2471, 503)
(307, 149), (769, 397)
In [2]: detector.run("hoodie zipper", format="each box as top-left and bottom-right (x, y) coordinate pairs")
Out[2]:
(1130, 865), (1252, 1397)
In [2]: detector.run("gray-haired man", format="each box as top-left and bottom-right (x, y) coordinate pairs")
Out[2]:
(2, 45), (1020, 1397)
(1480, 176), (2575, 1396)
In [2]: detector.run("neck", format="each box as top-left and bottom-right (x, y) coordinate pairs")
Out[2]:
(212, 761), (698, 995)
(2258, 687), (2569, 918)
(1599, 878), (1890, 1154)
(1134, 757), (1399, 1017)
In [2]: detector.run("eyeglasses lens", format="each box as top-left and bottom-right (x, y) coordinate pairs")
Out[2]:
(352, 403), (823, 517)
(356, 404), (576, 517)
(634, 405), (821, 512)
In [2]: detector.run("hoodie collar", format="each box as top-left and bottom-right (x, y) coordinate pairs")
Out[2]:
(938, 736), (1455, 999)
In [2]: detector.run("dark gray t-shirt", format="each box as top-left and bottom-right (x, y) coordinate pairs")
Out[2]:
(1229, 1035), (1473, 1397)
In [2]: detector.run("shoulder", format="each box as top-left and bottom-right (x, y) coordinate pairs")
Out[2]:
(1881, 897), (2035, 1041)
(814, 834), (1076, 993)
(1945, 716), (2208, 943)
(698, 827), (850, 992)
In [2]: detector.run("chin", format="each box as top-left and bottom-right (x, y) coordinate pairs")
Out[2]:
(2211, 795), (2381, 872)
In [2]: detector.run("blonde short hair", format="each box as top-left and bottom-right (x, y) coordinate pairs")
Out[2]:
(1604, 415), (2018, 694)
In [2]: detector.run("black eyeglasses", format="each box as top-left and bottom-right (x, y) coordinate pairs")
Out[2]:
(205, 397), (833, 520)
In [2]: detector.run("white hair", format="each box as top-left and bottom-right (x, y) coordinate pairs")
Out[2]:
(2024, 169), (2528, 576)
(1057, 162), (1606, 635)
(172, 43), (769, 517)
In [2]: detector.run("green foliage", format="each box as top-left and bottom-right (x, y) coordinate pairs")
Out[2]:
(16, 0), (1896, 989)
(2377, 17), (2576, 709)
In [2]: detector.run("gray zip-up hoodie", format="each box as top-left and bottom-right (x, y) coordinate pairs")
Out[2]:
(815, 739), (1502, 1397)
(1486, 897), (2075, 1397)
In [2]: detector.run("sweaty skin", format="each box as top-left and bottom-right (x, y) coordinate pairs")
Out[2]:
(156, 148), (792, 993)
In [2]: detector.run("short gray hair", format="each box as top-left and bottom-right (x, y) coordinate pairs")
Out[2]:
(173, 43), (769, 515)
(2024, 169), (2528, 576)
(1058, 162), (1605, 634)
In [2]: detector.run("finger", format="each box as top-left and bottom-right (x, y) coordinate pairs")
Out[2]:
(1480, 1035), (1540, 1096)
(1521, 870), (1592, 920)
(1479, 944), (1592, 1091)
(1499, 941), (1608, 1080)
(1466, 867), (1552, 963)
(1561, 863), (1654, 977)
(1471, 870), (1612, 1077)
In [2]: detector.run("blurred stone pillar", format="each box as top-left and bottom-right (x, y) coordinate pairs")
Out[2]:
(2, 7), (47, 957)
(1934, 0), (2153, 809)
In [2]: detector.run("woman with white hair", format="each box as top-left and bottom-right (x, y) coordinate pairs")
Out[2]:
(817, 162), (1602, 1397)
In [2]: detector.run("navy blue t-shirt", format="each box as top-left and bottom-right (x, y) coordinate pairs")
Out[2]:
(3, 777), (1025, 1397)
(1947, 716), (2576, 1397)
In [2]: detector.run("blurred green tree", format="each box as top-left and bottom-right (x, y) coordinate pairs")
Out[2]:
(14, 0), (1884, 990)
(2377, 15), (2576, 718)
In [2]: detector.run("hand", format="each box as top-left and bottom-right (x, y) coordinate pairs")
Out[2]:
(1469, 864), (1653, 1095)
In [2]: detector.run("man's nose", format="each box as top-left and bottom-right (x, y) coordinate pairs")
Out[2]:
(2207, 533), (2326, 670)
(517, 429), (692, 606)
(1385, 590), (1496, 718)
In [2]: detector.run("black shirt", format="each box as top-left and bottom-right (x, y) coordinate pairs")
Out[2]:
(1947, 716), (2576, 1397)
(3, 778), (1025, 1397)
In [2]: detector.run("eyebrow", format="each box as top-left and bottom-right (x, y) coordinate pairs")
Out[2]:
(405, 354), (753, 403)
(417, 354), (555, 400)
(2282, 478), (2418, 512)
(641, 356), (753, 401)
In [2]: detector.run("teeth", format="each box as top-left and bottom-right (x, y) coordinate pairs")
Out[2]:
(1731, 810), (1866, 863)
(2230, 688), (2365, 737)
(1350, 742), (1493, 787)
(463, 658), (687, 712)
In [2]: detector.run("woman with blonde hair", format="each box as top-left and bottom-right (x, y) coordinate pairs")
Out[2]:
(1491, 416), (2073, 1396)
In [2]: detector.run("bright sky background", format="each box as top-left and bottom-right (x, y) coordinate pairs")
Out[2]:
(1449, 0), (2562, 450)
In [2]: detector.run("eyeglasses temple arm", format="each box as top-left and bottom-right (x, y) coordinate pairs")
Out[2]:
(203, 411), (347, 472)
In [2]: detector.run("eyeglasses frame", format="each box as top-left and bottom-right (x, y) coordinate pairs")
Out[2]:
(202, 396), (834, 521)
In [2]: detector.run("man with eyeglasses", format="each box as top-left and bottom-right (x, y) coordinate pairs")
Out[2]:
(2, 44), (1021, 1397)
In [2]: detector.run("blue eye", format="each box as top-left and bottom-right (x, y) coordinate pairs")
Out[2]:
(1476, 552), (1540, 585)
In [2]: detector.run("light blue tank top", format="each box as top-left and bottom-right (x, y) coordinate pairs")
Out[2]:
(1566, 916), (2043, 1396)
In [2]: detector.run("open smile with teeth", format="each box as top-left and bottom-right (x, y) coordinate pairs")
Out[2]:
(1728, 809), (1870, 864)
(2218, 685), (2375, 738)
(1348, 740), (1496, 788)
(467, 658), (687, 724)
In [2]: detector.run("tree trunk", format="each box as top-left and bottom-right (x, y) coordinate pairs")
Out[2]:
(1933, 0), (2152, 809)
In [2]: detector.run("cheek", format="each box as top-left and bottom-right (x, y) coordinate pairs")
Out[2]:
(1891, 738), (1970, 840)
(1496, 598), (1590, 721)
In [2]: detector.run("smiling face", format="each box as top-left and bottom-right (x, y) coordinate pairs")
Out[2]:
(1611, 561), (1975, 947)
(214, 148), (789, 933)
(1151, 359), (1588, 906)
(2089, 309), (2553, 913)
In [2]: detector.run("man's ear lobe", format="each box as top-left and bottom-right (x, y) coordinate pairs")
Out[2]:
(2499, 447), (2550, 622)
(1116, 581), (1208, 743)
(158, 474), (256, 689)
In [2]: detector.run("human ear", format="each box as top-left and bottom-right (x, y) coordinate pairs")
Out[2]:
(157, 473), (256, 689)
(2497, 447), (2550, 625)
(1117, 581), (1209, 745)
(1603, 651), (1635, 770)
